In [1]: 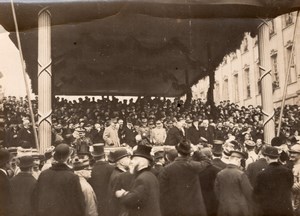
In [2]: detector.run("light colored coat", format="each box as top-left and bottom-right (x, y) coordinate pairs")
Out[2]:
(77, 174), (98, 216)
(103, 126), (120, 147)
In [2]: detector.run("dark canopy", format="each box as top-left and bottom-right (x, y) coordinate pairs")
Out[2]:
(0, 0), (299, 96)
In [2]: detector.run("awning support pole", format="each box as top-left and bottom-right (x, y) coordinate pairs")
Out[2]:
(258, 20), (275, 144)
(38, 7), (52, 153)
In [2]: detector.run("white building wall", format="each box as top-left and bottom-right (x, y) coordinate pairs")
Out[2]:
(192, 12), (300, 108)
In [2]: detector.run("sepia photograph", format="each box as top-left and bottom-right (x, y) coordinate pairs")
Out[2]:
(0, 0), (300, 216)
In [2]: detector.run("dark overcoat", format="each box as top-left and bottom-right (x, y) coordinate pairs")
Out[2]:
(198, 164), (221, 216)
(0, 170), (12, 216)
(199, 126), (215, 145)
(109, 171), (134, 216)
(89, 160), (114, 216)
(10, 172), (36, 216)
(211, 158), (227, 170)
(120, 167), (161, 216)
(214, 164), (253, 216)
(253, 162), (294, 216)
(159, 157), (209, 216)
(32, 163), (85, 216)
(245, 158), (268, 186)
(164, 127), (184, 146)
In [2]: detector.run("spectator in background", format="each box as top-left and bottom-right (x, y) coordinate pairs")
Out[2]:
(103, 118), (120, 147)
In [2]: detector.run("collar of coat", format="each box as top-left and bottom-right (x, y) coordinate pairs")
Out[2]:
(135, 166), (152, 176)
(50, 163), (73, 171)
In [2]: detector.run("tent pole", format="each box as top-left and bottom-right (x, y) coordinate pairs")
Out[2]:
(38, 7), (52, 153)
(258, 20), (275, 144)
(10, 0), (39, 151)
(276, 11), (299, 137)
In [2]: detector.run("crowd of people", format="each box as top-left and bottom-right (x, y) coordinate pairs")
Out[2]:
(0, 95), (300, 216)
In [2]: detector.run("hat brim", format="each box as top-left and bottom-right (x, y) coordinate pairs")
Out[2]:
(19, 162), (35, 168)
(262, 152), (280, 158)
(91, 152), (105, 157)
(289, 150), (300, 154)
(230, 150), (247, 158)
(113, 153), (130, 163)
(131, 154), (153, 162)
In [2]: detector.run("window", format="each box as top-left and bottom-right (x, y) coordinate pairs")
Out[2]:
(223, 79), (229, 100)
(286, 45), (297, 84)
(271, 54), (280, 88)
(283, 13), (293, 28)
(269, 19), (275, 37)
(244, 68), (251, 98)
(233, 74), (239, 102)
(214, 82), (220, 103)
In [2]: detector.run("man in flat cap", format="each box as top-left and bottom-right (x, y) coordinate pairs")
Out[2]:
(214, 148), (253, 216)
(33, 144), (85, 216)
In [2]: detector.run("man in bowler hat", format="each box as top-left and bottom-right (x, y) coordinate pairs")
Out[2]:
(33, 144), (85, 216)
(159, 139), (209, 216)
(116, 145), (161, 216)
(253, 146), (294, 216)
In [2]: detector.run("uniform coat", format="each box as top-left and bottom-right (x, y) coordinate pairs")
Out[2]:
(33, 163), (85, 216)
(89, 160), (114, 216)
(122, 125), (138, 147)
(159, 157), (209, 216)
(10, 172), (36, 216)
(0, 170), (12, 216)
(214, 164), (253, 216)
(164, 127), (184, 146)
(120, 167), (161, 216)
(199, 126), (215, 145)
(253, 162), (294, 216)
(245, 158), (268, 186)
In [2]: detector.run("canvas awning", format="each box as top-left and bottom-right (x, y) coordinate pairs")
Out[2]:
(0, 0), (299, 96)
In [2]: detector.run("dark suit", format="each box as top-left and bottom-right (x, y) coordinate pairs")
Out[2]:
(164, 127), (184, 146)
(120, 167), (161, 216)
(90, 128), (104, 144)
(186, 126), (201, 145)
(0, 170), (12, 216)
(89, 160), (114, 216)
(199, 164), (221, 216)
(10, 172), (36, 216)
(122, 126), (138, 147)
(33, 163), (85, 216)
(159, 157), (209, 216)
(152, 164), (164, 177)
(199, 126), (215, 145)
(253, 162), (294, 216)
(246, 158), (268, 187)
(18, 128), (35, 147)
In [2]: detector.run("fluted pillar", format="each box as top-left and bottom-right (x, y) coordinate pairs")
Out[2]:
(38, 8), (52, 153)
(258, 22), (275, 144)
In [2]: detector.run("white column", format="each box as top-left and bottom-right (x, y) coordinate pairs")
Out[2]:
(258, 22), (275, 144)
(38, 8), (52, 153)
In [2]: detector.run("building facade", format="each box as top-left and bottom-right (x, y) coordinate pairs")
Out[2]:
(192, 12), (300, 107)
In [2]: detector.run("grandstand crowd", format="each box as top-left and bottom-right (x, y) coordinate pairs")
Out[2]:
(0, 95), (300, 216)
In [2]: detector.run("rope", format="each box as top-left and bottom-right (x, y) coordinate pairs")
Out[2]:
(10, 0), (40, 151)
(277, 11), (299, 136)
(38, 111), (52, 127)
